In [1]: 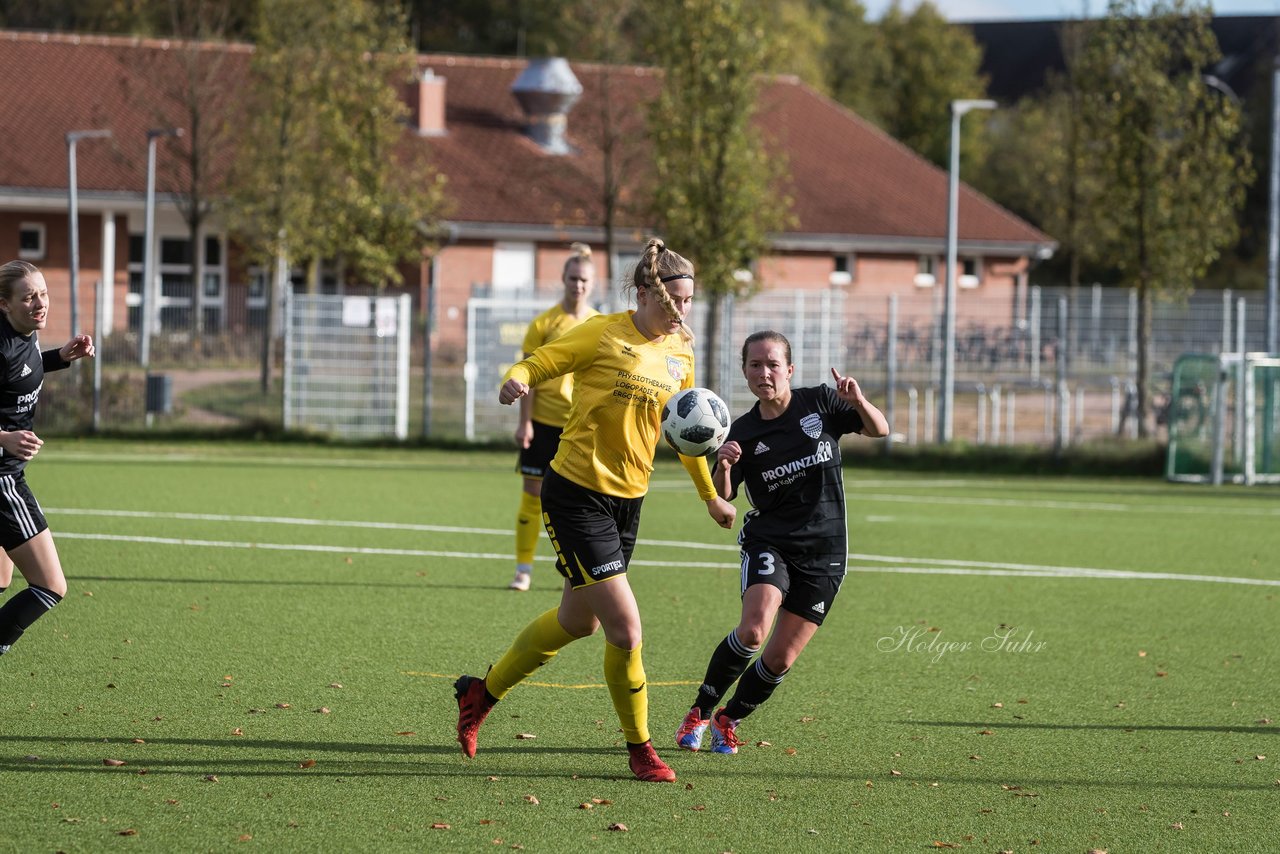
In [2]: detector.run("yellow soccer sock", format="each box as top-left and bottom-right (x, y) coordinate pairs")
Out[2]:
(604, 640), (649, 745)
(515, 492), (542, 565)
(486, 608), (576, 700)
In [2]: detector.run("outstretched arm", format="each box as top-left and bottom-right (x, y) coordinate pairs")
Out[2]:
(830, 368), (889, 438)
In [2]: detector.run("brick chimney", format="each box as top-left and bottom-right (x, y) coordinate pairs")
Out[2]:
(415, 69), (446, 136)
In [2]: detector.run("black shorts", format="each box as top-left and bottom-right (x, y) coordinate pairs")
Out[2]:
(738, 541), (844, 626)
(540, 467), (643, 589)
(0, 472), (49, 551)
(517, 421), (563, 479)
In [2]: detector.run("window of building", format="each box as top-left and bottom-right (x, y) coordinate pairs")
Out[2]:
(492, 242), (535, 297)
(959, 257), (982, 288)
(830, 253), (854, 286)
(914, 255), (937, 287)
(18, 223), (45, 260)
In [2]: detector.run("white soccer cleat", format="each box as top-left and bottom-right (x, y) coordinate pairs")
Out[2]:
(508, 570), (531, 591)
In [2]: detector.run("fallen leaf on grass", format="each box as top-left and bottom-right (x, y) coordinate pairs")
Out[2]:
(799, 716), (815, 723)
(118, 829), (138, 836)
(890, 770), (902, 777)
(248, 708), (267, 714)
(931, 843), (960, 849)
(969, 755), (982, 761)
(515, 733), (536, 740)
(328, 682), (344, 689)
(1256, 755), (1266, 761)
(606, 823), (628, 832)
(978, 729), (995, 736)
(756, 740), (772, 747)
(1155, 671), (1168, 678)
(523, 795), (539, 805)
(1258, 718), (1272, 725)
(578, 803), (594, 810)
(691, 804), (706, 811)
(237, 834), (253, 842)
(591, 798), (612, 805)
(231, 728), (243, 736)
(784, 747), (797, 755)
(315, 708), (331, 714)
(431, 823), (450, 830)
(1138, 650), (1147, 657)
(479, 819), (493, 825)
(165, 800), (179, 806)
(1172, 822), (1184, 830)
(103, 759), (126, 767)
(396, 731), (416, 737)
(132, 738), (145, 744)
(299, 759), (317, 768)
(204, 775), (219, 783)
(1087, 849), (1108, 854)
(275, 703), (291, 709)
(486, 776), (500, 781)
(992, 702), (1003, 708)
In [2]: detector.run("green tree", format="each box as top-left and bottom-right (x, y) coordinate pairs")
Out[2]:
(1075, 0), (1251, 435)
(815, 0), (894, 125)
(875, 1), (989, 169)
(645, 0), (794, 393)
(228, 0), (446, 392)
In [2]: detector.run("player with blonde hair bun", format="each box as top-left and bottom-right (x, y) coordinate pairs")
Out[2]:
(508, 243), (598, 591)
(454, 238), (735, 783)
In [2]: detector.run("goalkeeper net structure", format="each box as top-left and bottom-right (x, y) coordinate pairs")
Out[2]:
(1165, 352), (1280, 485)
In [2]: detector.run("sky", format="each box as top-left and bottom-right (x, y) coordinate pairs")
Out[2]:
(863, 0), (1280, 22)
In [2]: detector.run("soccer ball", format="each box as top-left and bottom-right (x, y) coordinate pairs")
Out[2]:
(661, 387), (731, 457)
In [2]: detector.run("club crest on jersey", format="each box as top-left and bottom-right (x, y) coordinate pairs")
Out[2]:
(800, 412), (823, 439)
(666, 356), (685, 382)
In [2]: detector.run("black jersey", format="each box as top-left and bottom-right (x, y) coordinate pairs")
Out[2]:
(0, 314), (69, 476)
(721, 385), (864, 571)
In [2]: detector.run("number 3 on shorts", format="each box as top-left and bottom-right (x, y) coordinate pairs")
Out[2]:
(757, 552), (775, 575)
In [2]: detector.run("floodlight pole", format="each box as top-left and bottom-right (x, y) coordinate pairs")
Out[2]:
(66, 129), (112, 339)
(1268, 59), (1280, 354)
(140, 127), (183, 369)
(938, 99), (996, 444)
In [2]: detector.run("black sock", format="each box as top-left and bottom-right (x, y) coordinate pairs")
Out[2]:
(723, 658), (787, 721)
(692, 630), (758, 716)
(0, 585), (63, 648)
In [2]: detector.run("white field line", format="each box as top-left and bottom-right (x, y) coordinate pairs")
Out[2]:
(48, 507), (1280, 587)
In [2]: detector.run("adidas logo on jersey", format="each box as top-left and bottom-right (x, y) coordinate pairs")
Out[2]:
(754, 441), (770, 454)
(20, 364), (32, 377)
(810, 601), (826, 614)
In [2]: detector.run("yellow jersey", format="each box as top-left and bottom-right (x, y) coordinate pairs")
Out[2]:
(522, 303), (599, 427)
(504, 311), (716, 501)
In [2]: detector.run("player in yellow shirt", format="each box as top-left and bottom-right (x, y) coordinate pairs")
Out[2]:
(454, 238), (736, 783)
(509, 243), (599, 591)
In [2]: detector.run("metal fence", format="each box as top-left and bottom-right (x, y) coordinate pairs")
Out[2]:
(459, 283), (1276, 447)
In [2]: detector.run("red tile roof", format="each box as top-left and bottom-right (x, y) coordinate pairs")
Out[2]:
(0, 30), (1050, 250)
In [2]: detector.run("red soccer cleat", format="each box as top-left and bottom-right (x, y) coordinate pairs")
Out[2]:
(628, 740), (677, 783)
(454, 674), (494, 758)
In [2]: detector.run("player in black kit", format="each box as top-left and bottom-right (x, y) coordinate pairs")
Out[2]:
(675, 330), (888, 753)
(0, 261), (94, 657)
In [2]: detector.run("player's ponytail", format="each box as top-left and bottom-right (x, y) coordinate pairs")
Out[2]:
(631, 238), (694, 344)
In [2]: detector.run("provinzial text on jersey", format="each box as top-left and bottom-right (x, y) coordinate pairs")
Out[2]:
(760, 441), (833, 484)
(13, 380), (42, 414)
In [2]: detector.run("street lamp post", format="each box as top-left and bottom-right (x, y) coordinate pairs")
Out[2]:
(140, 128), (183, 369)
(66, 129), (112, 339)
(938, 98), (996, 444)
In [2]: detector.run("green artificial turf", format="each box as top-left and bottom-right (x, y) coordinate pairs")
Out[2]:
(1, 440), (1276, 852)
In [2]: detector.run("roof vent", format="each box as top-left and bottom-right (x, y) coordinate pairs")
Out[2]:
(510, 58), (582, 155)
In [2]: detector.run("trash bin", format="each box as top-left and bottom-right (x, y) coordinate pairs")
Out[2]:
(145, 373), (172, 415)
